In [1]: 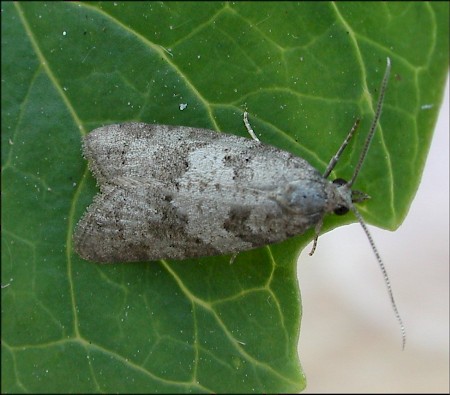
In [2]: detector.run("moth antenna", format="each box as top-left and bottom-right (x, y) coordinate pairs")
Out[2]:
(348, 57), (391, 188)
(323, 118), (360, 178)
(351, 205), (406, 350)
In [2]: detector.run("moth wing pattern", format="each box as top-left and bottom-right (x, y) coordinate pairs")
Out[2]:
(74, 122), (331, 262)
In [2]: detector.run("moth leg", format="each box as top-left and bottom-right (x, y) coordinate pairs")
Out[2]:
(322, 118), (360, 178)
(243, 111), (260, 142)
(309, 218), (323, 256)
(229, 252), (238, 264)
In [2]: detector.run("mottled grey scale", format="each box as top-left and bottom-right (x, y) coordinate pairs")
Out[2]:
(73, 122), (340, 262)
(74, 183), (222, 262)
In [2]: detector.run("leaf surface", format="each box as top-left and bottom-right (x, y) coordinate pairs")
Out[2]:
(2, 2), (448, 392)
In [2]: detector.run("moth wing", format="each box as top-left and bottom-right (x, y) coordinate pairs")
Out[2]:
(73, 182), (222, 263)
(82, 122), (222, 187)
(75, 123), (330, 262)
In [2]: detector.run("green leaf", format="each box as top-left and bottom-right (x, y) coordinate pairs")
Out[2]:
(2, 2), (448, 393)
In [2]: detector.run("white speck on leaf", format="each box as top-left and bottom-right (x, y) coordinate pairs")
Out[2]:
(421, 104), (433, 110)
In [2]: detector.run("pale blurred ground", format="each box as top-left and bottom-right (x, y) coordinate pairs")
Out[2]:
(297, 75), (449, 393)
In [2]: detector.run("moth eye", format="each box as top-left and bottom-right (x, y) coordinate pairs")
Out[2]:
(334, 205), (349, 215)
(332, 178), (347, 186)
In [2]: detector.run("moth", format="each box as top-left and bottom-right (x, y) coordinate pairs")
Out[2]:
(73, 58), (405, 346)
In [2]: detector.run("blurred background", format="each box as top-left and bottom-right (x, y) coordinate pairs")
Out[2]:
(297, 74), (449, 393)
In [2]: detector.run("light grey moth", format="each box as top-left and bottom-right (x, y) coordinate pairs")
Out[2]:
(73, 58), (405, 346)
(73, 61), (389, 264)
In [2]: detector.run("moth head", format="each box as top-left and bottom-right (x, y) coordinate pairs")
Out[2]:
(331, 177), (370, 216)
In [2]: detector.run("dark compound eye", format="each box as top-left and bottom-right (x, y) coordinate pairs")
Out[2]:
(334, 205), (349, 215)
(332, 179), (350, 214)
(332, 178), (347, 186)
